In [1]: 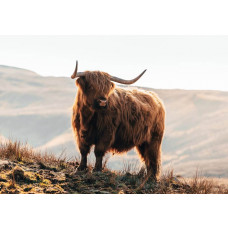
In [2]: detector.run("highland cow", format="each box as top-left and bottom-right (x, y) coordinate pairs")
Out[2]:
(71, 61), (165, 181)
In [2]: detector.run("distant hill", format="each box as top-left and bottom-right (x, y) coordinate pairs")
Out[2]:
(0, 65), (228, 177)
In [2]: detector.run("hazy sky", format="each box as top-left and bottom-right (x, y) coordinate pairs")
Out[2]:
(0, 36), (228, 91)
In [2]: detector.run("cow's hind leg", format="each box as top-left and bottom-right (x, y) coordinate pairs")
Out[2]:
(137, 136), (162, 181)
(147, 126), (165, 181)
(146, 137), (162, 181)
(136, 142), (147, 163)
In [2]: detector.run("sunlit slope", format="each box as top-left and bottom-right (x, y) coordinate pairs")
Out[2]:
(156, 89), (228, 177)
(0, 65), (75, 150)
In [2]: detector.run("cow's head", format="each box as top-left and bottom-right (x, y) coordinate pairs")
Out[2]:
(71, 61), (146, 110)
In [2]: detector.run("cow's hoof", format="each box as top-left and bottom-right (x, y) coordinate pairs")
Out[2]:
(92, 168), (102, 173)
(77, 165), (87, 172)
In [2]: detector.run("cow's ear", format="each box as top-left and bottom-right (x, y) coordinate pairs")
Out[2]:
(111, 82), (115, 89)
(76, 77), (86, 91)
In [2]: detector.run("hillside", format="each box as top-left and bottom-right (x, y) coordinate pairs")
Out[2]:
(0, 65), (228, 177)
(1, 140), (228, 194)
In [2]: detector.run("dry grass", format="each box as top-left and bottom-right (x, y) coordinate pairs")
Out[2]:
(0, 140), (76, 170)
(0, 139), (228, 194)
(120, 159), (142, 175)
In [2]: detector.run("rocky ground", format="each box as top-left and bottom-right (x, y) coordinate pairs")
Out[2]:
(1, 140), (228, 194)
(1, 158), (228, 194)
(0, 159), (165, 194)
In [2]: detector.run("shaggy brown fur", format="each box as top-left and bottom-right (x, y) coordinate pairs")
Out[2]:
(72, 71), (165, 181)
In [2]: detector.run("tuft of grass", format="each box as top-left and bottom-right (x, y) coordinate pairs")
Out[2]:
(120, 159), (142, 175)
(0, 139), (71, 171)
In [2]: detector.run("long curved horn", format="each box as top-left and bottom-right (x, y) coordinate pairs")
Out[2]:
(110, 69), (147, 84)
(71, 61), (85, 79)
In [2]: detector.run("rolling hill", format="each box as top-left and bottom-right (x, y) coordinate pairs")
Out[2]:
(0, 65), (228, 177)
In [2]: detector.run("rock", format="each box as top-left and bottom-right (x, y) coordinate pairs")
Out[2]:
(0, 160), (9, 166)
(51, 173), (65, 184)
(0, 160), (11, 171)
(12, 166), (25, 181)
(88, 189), (110, 194)
(44, 187), (62, 194)
(100, 190), (111, 194)
(24, 187), (32, 192)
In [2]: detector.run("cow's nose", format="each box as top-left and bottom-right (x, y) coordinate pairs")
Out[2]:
(98, 98), (107, 107)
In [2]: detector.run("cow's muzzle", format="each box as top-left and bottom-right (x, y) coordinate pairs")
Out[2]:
(98, 98), (107, 107)
(94, 98), (108, 109)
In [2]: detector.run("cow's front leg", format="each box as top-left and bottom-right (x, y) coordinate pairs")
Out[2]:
(94, 148), (105, 172)
(94, 139), (111, 171)
(78, 144), (91, 171)
(93, 128), (114, 172)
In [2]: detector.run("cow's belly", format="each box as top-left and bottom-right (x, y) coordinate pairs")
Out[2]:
(111, 141), (135, 153)
(110, 125), (136, 153)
